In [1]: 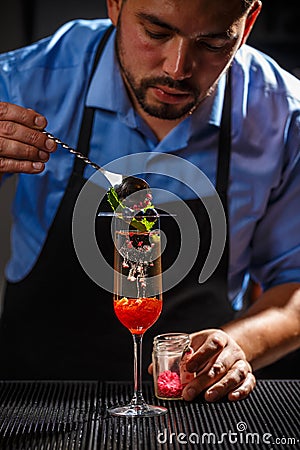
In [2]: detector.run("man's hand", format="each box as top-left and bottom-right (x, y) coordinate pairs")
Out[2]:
(0, 102), (57, 174)
(182, 329), (256, 402)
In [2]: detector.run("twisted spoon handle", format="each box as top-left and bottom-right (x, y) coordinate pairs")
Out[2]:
(42, 131), (104, 172)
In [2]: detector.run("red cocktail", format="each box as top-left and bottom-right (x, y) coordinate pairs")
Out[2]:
(114, 297), (162, 334)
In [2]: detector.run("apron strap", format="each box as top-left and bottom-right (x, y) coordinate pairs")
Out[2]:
(215, 68), (232, 280)
(216, 67), (232, 200)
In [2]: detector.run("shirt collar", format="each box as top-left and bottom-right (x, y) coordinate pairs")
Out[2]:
(86, 26), (226, 131)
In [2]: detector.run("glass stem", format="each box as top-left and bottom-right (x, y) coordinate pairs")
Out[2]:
(131, 333), (145, 405)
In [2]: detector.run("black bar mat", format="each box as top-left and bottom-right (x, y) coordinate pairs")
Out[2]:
(0, 380), (100, 449)
(0, 380), (299, 449)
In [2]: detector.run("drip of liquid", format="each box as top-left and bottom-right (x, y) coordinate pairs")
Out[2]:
(119, 236), (154, 298)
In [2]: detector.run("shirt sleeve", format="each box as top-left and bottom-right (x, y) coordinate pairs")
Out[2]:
(250, 111), (300, 290)
(0, 74), (9, 102)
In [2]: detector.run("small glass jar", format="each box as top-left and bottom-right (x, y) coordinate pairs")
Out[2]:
(152, 333), (196, 400)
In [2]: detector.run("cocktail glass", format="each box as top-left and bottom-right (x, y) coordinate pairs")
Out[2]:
(108, 216), (167, 417)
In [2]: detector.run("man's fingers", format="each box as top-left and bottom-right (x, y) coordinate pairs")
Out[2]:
(227, 372), (256, 401)
(204, 360), (253, 402)
(0, 157), (45, 173)
(0, 102), (47, 129)
(148, 363), (153, 375)
(0, 101), (54, 174)
(0, 121), (56, 153)
(206, 345), (246, 378)
(187, 331), (227, 373)
(182, 357), (231, 401)
(0, 137), (50, 162)
(182, 359), (253, 402)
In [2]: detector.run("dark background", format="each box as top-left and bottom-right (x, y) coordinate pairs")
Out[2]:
(0, 0), (300, 303)
(1, 0), (300, 77)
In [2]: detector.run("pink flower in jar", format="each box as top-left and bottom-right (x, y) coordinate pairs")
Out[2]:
(157, 370), (183, 398)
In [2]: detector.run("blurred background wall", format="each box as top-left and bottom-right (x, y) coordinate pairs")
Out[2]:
(0, 0), (300, 304)
(1, 0), (299, 73)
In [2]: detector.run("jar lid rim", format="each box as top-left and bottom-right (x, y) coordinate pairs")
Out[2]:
(154, 332), (189, 339)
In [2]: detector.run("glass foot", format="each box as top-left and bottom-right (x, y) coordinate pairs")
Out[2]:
(108, 402), (167, 417)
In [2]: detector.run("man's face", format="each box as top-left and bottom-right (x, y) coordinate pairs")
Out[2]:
(108, 0), (258, 121)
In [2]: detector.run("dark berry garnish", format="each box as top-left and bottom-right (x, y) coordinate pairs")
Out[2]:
(143, 208), (158, 223)
(115, 176), (150, 201)
(134, 211), (145, 221)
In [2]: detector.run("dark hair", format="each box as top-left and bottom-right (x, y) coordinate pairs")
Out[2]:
(121, 0), (257, 15)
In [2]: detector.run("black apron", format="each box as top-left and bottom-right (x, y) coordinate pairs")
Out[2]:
(0, 28), (235, 381)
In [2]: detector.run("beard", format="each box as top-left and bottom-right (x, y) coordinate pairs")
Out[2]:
(121, 72), (201, 120)
(115, 28), (201, 120)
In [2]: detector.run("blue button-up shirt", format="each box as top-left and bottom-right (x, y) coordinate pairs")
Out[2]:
(1, 19), (300, 306)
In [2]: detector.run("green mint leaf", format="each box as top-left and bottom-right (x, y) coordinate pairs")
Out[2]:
(130, 218), (147, 232)
(107, 187), (123, 211)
